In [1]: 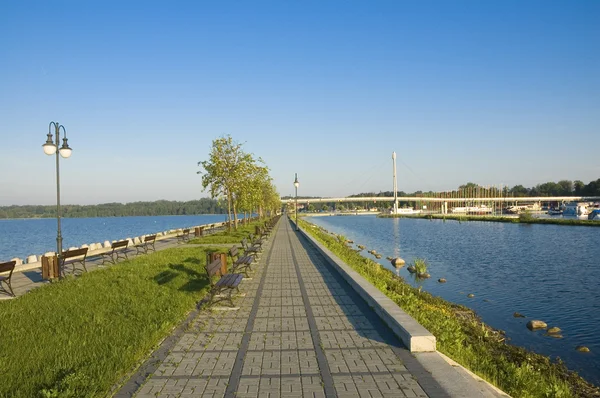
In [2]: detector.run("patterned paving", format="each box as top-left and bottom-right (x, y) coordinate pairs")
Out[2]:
(128, 220), (439, 398)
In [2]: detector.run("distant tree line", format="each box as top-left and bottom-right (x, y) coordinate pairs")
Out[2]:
(0, 198), (226, 219)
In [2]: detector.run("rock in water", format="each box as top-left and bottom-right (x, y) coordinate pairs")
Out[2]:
(467, 293), (475, 298)
(391, 257), (406, 267)
(547, 327), (561, 334)
(513, 312), (526, 318)
(576, 346), (590, 353)
(526, 320), (547, 330)
(546, 333), (563, 339)
(407, 266), (416, 273)
(418, 272), (431, 279)
(375, 254), (382, 259)
(438, 278), (447, 283)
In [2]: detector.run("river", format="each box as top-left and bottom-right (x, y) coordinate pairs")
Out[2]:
(0, 215), (229, 261)
(306, 214), (600, 386)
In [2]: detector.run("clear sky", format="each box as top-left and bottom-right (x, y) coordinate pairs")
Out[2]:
(1, 1), (598, 205)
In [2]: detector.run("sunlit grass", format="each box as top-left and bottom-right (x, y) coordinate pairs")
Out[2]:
(0, 246), (215, 397)
(189, 220), (264, 244)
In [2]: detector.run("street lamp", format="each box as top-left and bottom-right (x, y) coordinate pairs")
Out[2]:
(294, 173), (299, 231)
(42, 122), (73, 256)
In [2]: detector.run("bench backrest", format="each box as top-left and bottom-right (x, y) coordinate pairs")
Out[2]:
(0, 260), (16, 275)
(144, 234), (157, 243)
(205, 257), (222, 279)
(112, 240), (129, 249)
(61, 247), (88, 260)
(241, 238), (248, 248)
(229, 246), (239, 259)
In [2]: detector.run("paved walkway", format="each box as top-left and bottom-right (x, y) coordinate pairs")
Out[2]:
(123, 219), (449, 398)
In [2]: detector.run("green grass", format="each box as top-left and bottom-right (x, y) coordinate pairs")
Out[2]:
(188, 220), (264, 244)
(0, 246), (216, 398)
(298, 217), (599, 398)
(413, 258), (428, 274)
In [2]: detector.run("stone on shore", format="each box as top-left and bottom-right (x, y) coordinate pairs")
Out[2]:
(526, 320), (547, 330)
(10, 258), (23, 266)
(26, 255), (37, 264)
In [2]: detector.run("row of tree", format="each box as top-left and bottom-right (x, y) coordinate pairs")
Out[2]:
(0, 199), (226, 219)
(198, 135), (280, 229)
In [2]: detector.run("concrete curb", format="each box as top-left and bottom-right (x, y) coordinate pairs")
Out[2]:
(298, 226), (436, 352)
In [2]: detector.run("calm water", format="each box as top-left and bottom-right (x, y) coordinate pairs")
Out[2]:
(0, 215), (229, 261)
(306, 215), (600, 385)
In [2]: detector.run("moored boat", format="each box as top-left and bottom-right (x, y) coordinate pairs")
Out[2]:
(563, 202), (588, 217)
(588, 209), (600, 221)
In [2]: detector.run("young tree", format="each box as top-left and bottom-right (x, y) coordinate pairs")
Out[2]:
(198, 135), (255, 230)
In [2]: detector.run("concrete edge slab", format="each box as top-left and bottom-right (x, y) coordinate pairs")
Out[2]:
(415, 351), (511, 398)
(436, 351), (513, 397)
(297, 226), (436, 352)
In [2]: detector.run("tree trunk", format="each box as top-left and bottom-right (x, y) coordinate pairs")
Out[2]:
(232, 201), (239, 230)
(227, 191), (233, 230)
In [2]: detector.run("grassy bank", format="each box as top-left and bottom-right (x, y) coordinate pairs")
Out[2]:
(298, 218), (599, 398)
(0, 246), (224, 397)
(189, 220), (262, 244)
(378, 213), (600, 227)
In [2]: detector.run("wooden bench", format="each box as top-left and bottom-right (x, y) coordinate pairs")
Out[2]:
(59, 247), (89, 277)
(228, 246), (255, 276)
(204, 256), (243, 307)
(249, 233), (265, 250)
(241, 238), (261, 257)
(135, 234), (157, 255)
(100, 240), (129, 264)
(177, 228), (190, 243)
(0, 260), (16, 297)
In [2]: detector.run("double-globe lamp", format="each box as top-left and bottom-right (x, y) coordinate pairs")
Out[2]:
(294, 173), (299, 231)
(42, 122), (73, 256)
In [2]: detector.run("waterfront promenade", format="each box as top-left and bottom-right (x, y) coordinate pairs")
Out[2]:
(1, 236), (202, 298)
(3, 218), (507, 397)
(118, 220), (505, 398)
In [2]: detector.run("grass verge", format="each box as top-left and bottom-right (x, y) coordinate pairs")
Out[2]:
(299, 218), (599, 398)
(0, 246), (217, 397)
(188, 220), (264, 244)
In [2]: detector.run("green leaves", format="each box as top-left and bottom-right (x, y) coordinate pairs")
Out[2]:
(198, 135), (280, 228)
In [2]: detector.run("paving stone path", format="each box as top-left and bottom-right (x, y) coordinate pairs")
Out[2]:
(125, 219), (447, 398)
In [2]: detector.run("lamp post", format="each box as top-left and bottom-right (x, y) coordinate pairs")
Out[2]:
(294, 173), (299, 230)
(42, 122), (73, 256)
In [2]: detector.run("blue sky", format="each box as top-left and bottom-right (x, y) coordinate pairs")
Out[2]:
(1, 1), (598, 205)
